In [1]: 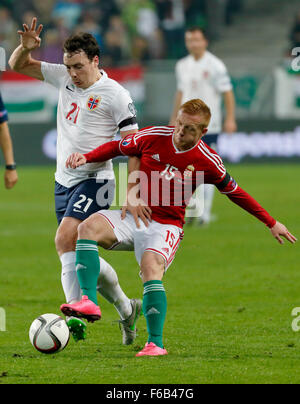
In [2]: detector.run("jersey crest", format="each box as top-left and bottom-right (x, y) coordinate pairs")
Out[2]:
(183, 165), (195, 178)
(87, 95), (101, 111)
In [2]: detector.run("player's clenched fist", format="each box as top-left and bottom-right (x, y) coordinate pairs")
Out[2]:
(66, 153), (87, 169)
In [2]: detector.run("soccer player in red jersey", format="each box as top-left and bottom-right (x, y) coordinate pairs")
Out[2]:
(61, 99), (297, 357)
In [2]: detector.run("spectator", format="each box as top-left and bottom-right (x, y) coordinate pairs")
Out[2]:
(121, 0), (156, 37)
(75, 12), (103, 48)
(102, 29), (123, 67)
(131, 36), (151, 63)
(0, 7), (18, 54)
(32, 0), (56, 30)
(96, 0), (119, 33)
(36, 29), (63, 63)
(52, 16), (71, 44)
(225, 0), (244, 25)
(154, 0), (186, 59)
(102, 15), (131, 66)
(184, 0), (206, 28)
(79, 0), (102, 25)
(52, 0), (82, 30)
(147, 27), (166, 59)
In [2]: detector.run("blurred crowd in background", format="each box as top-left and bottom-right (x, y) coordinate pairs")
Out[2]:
(0, 0), (244, 67)
(290, 10), (300, 50)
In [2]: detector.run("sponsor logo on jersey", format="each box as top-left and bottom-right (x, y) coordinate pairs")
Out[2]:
(66, 85), (75, 92)
(151, 154), (160, 161)
(87, 95), (101, 111)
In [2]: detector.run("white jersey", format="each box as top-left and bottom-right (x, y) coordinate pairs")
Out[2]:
(175, 51), (232, 134)
(41, 62), (138, 188)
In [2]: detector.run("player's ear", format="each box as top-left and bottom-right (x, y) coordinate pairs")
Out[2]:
(93, 55), (99, 67)
(202, 128), (208, 136)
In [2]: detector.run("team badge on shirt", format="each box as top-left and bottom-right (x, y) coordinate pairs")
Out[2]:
(87, 95), (101, 111)
(203, 71), (210, 79)
(183, 165), (195, 178)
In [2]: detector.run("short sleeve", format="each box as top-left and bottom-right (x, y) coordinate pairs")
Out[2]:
(213, 62), (232, 93)
(0, 94), (8, 123)
(41, 62), (69, 89)
(111, 88), (139, 133)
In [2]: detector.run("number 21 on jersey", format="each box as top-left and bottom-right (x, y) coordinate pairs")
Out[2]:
(66, 103), (80, 124)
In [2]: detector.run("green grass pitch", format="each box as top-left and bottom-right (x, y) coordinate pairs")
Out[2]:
(0, 163), (299, 384)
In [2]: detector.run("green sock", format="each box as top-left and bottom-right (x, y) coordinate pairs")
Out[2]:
(143, 280), (167, 349)
(76, 239), (100, 305)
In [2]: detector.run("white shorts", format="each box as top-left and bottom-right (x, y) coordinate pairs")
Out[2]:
(98, 210), (184, 271)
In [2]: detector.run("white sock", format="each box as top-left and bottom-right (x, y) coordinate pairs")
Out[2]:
(97, 257), (132, 320)
(202, 184), (215, 222)
(60, 252), (82, 304)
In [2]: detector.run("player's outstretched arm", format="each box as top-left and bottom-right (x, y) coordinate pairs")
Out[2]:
(270, 221), (297, 245)
(8, 17), (44, 81)
(66, 140), (123, 169)
(223, 184), (297, 245)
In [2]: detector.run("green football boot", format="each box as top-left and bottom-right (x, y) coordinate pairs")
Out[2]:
(67, 317), (87, 342)
(118, 299), (143, 345)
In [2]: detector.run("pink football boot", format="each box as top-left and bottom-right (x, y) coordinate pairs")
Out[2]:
(136, 342), (168, 357)
(60, 295), (101, 323)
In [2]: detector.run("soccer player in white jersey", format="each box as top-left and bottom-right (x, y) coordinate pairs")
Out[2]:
(9, 17), (144, 344)
(170, 27), (237, 225)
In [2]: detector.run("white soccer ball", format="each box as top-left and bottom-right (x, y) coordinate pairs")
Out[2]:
(29, 314), (70, 354)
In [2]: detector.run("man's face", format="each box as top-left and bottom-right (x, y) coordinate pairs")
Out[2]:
(185, 30), (208, 57)
(63, 51), (99, 89)
(174, 110), (207, 150)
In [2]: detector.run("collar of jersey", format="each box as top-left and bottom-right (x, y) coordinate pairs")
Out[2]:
(75, 70), (107, 93)
(188, 52), (208, 64)
(172, 132), (203, 154)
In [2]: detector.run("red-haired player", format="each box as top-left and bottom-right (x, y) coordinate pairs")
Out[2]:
(62, 99), (297, 357)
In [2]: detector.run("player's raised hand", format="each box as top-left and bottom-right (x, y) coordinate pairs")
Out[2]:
(66, 153), (87, 169)
(270, 221), (297, 245)
(17, 17), (43, 51)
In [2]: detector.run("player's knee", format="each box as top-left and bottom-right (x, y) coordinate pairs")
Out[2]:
(140, 253), (165, 281)
(55, 228), (76, 254)
(77, 219), (97, 240)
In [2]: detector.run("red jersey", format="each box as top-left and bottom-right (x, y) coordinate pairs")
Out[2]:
(84, 126), (276, 229)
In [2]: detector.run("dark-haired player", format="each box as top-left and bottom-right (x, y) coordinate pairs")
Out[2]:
(9, 18), (142, 344)
(62, 99), (296, 357)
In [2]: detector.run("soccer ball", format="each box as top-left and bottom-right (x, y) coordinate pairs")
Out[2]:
(29, 314), (70, 354)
